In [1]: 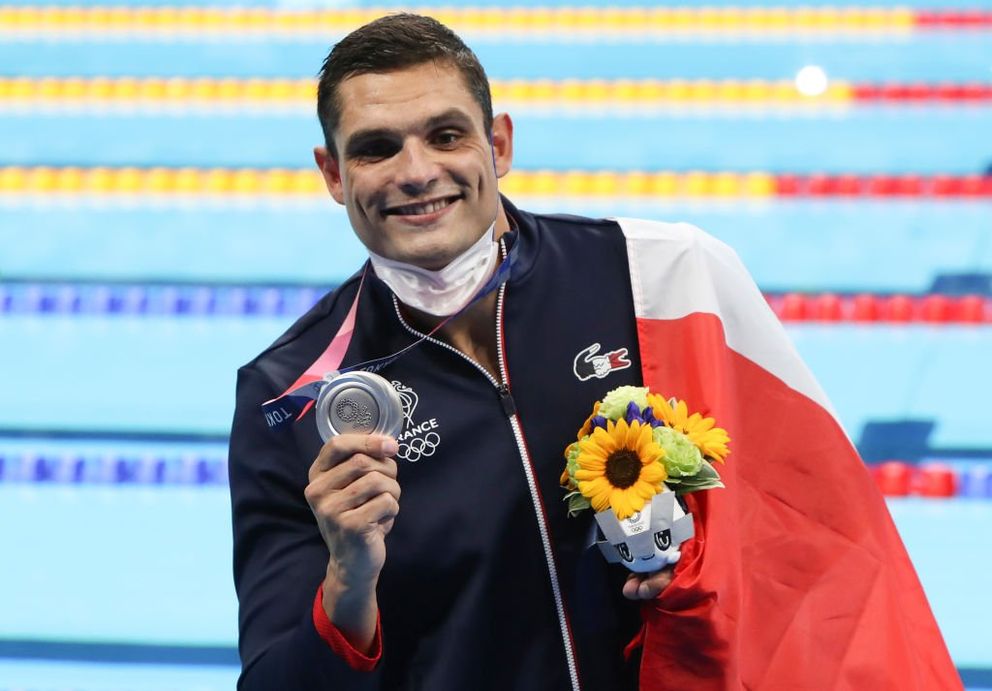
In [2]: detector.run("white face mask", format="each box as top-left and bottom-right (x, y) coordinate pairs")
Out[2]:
(368, 221), (499, 317)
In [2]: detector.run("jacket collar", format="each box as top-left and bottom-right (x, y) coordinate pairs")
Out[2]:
(499, 195), (540, 285)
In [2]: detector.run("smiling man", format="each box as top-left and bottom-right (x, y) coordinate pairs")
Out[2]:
(230, 14), (660, 690)
(228, 12), (959, 691)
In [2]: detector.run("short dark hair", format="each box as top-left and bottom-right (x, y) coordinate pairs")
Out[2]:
(316, 13), (494, 157)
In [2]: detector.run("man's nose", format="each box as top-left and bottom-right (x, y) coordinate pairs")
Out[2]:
(394, 139), (440, 193)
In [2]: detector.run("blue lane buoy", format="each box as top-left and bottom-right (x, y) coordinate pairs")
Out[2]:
(1, 282), (339, 317)
(960, 464), (992, 499)
(0, 453), (226, 486)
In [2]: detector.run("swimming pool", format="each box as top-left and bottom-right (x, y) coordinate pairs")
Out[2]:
(3, 0), (991, 686)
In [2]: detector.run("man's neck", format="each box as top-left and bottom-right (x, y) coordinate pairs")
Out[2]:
(400, 282), (501, 382)
(398, 202), (512, 381)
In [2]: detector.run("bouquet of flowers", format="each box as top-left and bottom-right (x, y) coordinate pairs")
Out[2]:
(560, 386), (730, 572)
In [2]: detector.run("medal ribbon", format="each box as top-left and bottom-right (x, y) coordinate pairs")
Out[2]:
(261, 238), (517, 430)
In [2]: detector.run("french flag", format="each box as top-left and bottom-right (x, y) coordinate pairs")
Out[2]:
(617, 219), (960, 689)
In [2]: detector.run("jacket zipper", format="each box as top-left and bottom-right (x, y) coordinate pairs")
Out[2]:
(391, 285), (582, 691)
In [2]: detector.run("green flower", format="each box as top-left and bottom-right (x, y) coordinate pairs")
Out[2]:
(653, 426), (703, 479)
(563, 442), (593, 515)
(598, 386), (649, 420)
(564, 442), (582, 482)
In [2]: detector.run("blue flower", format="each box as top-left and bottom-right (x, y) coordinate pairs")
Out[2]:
(589, 415), (608, 431)
(642, 406), (664, 427)
(624, 400), (646, 425)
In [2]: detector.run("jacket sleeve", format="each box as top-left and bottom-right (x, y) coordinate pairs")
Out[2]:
(229, 364), (384, 690)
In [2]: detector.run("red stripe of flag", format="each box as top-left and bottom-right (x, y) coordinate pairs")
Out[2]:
(635, 314), (961, 689)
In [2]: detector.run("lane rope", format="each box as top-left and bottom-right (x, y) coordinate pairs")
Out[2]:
(4, 78), (991, 108)
(2, 282), (990, 323)
(2, 167), (991, 198)
(0, 6), (960, 36)
(2, 450), (989, 497)
(0, 452), (227, 485)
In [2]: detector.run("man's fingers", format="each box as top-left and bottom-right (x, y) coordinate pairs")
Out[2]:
(309, 441), (399, 483)
(621, 575), (642, 600)
(341, 491), (401, 530)
(312, 434), (399, 474)
(622, 567), (675, 601)
(309, 453), (398, 489)
(308, 472), (401, 517)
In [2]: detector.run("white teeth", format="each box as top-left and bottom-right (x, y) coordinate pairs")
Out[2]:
(392, 198), (453, 216)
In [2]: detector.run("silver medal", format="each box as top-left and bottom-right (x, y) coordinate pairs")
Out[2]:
(315, 371), (405, 442)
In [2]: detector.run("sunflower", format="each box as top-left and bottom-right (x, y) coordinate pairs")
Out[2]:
(647, 394), (730, 463)
(573, 418), (667, 520)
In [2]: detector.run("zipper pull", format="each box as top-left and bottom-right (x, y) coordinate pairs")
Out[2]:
(497, 383), (516, 417)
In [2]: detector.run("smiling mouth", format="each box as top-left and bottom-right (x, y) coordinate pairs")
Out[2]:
(384, 195), (461, 217)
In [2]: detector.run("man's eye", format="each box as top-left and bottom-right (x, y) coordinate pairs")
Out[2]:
(434, 131), (462, 147)
(355, 141), (399, 160)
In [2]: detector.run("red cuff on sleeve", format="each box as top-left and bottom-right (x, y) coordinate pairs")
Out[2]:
(312, 583), (382, 671)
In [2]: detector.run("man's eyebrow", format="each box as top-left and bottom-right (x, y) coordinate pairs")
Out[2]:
(424, 108), (475, 131)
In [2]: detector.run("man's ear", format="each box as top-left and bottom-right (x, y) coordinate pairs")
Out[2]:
(490, 113), (514, 179)
(313, 146), (345, 205)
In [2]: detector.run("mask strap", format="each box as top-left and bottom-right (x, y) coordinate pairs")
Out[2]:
(261, 235), (518, 430)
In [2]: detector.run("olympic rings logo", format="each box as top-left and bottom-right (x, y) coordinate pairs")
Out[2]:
(398, 432), (440, 463)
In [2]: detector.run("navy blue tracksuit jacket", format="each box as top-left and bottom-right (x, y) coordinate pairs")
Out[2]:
(230, 199), (648, 690)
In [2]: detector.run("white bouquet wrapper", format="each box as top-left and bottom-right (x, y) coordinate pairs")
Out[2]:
(594, 489), (694, 573)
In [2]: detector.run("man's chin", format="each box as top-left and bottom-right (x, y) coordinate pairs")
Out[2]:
(373, 234), (450, 268)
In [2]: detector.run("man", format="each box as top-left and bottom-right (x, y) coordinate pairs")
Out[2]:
(230, 12), (960, 691)
(230, 13), (666, 691)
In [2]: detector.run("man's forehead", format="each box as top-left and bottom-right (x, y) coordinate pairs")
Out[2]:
(339, 59), (461, 90)
(335, 61), (483, 130)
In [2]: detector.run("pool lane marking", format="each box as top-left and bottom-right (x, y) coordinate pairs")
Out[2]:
(4, 78), (992, 111)
(5, 6), (985, 37)
(3, 167), (991, 198)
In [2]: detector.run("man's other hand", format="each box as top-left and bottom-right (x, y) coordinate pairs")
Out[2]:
(622, 567), (675, 600)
